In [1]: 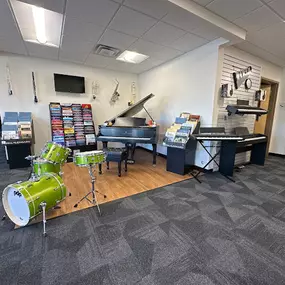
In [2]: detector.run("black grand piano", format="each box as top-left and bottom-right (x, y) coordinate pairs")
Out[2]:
(97, 93), (159, 165)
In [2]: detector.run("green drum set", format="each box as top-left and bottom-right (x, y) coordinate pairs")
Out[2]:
(2, 141), (107, 236)
(2, 141), (71, 236)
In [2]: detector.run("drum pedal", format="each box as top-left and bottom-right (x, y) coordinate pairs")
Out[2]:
(127, 159), (135, 164)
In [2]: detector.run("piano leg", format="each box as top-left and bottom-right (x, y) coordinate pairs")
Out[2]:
(152, 144), (157, 166)
(125, 143), (136, 164)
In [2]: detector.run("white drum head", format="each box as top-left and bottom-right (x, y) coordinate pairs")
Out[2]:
(2, 186), (30, 226)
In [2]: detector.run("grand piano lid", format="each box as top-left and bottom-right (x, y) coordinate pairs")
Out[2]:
(106, 93), (155, 123)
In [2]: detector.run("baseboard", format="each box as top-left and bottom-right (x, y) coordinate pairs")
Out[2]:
(269, 152), (285, 158)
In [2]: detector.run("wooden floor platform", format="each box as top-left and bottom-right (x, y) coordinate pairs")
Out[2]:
(30, 149), (191, 223)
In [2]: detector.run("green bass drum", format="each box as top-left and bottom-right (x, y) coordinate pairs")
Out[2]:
(2, 173), (66, 226)
(74, 151), (106, 167)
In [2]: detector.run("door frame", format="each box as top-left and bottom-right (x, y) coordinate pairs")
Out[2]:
(258, 77), (279, 152)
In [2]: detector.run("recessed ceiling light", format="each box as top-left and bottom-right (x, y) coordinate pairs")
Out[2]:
(32, 6), (47, 44)
(116, 50), (149, 64)
(10, 0), (63, 47)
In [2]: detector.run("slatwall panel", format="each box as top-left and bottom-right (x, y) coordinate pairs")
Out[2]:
(217, 53), (262, 165)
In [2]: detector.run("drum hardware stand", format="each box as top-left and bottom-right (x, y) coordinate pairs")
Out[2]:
(25, 155), (38, 181)
(59, 165), (71, 196)
(73, 165), (107, 215)
(40, 202), (47, 237)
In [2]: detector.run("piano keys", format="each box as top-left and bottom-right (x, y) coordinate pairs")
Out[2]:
(97, 94), (158, 165)
(192, 134), (243, 141)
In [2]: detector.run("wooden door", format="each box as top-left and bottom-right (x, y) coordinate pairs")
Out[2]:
(254, 86), (271, 134)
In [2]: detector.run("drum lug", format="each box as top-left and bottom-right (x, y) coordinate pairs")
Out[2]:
(16, 181), (23, 184)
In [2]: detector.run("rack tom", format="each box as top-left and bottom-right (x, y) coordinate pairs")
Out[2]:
(41, 141), (71, 164)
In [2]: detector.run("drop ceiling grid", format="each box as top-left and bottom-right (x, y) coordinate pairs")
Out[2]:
(83, 1), (213, 70)
(217, 53), (262, 165)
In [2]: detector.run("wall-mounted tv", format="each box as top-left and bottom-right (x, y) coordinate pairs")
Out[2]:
(54, 74), (85, 94)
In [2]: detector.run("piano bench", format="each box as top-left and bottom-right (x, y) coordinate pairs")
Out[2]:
(104, 148), (128, 177)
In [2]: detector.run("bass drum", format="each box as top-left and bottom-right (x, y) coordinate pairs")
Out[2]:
(2, 173), (66, 226)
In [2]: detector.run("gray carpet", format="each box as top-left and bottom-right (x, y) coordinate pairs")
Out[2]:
(1, 156), (285, 285)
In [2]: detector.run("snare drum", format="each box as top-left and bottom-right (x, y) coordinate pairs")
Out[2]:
(33, 158), (61, 176)
(2, 173), (66, 226)
(74, 151), (106, 167)
(41, 141), (71, 164)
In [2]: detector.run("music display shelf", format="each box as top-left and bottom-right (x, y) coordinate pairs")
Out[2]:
(49, 102), (97, 151)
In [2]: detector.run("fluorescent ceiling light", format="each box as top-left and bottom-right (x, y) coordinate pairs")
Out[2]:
(116, 50), (149, 64)
(32, 6), (47, 44)
(10, 0), (63, 47)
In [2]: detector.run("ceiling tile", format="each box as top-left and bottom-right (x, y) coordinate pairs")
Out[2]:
(142, 22), (186, 46)
(234, 41), (285, 67)
(123, 0), (171, 19)
(0, 1), (22, 40)
(247, 22), (285, 58)
(109, 6), (158, 37)
(129, 58), (164, 74)
(63, 17), (105, 44)
(99, 29), (138, 50)
(61, 35), (95, 54)
(162, 5), (207, 32)
(169, 33), (209, 52)
(129, 39), (184, 61)
(234, 5), (281, 32)
(59, 50), (88, 64)
(106, 60), (137, 73)
(85, 54), (115, 68)
(17, 0), (65, 13)
(206, 0), (263, 21)
(112, 0), (123, 2)
(268, 0), (285, 19)
(191, 24), (220, 41)
(192, 0), (214, 6)
(26, 42), (59, 59)
(0, 37), (27, 55)
(66, 0), (119, 27)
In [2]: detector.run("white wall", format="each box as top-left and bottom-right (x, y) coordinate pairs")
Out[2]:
(217, 46), (284, 154)
(138, 40), (225, 167)
(0, 53), (138, 153)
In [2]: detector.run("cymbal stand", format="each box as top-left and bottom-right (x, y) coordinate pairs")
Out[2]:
(73, 164), (106, 215)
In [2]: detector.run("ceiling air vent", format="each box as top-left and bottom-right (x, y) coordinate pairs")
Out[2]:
(94, 44), (121, 58)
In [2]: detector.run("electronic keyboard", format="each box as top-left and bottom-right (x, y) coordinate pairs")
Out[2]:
(226, 105), (268, 116)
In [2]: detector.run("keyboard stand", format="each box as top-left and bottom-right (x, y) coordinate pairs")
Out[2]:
(193, 141), (235, 183)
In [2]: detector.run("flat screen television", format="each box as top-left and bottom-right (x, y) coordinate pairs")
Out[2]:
(54, 74), (85, 93)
